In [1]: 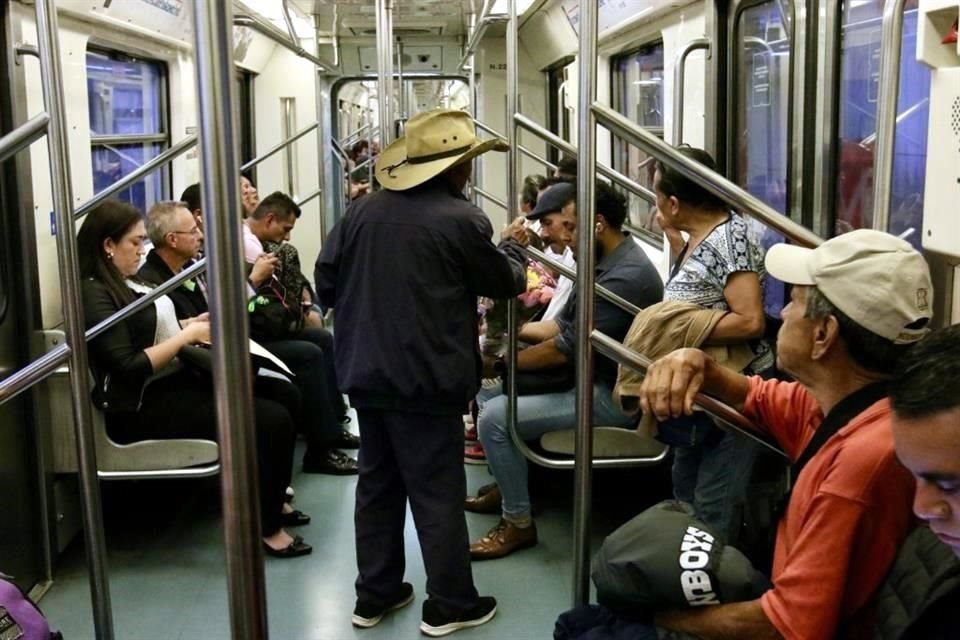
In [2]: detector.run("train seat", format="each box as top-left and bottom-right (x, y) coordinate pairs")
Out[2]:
(540, 426), (666, 460)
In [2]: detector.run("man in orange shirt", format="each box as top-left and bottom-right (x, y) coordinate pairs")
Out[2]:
(638, 229), (932, 639)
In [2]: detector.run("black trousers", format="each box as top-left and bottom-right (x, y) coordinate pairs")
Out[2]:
(354, 408), (479, 613)
(106, 369), (298, 536)
(263, 328), (344, 452)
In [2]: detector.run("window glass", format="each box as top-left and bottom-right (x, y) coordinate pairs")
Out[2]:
(835, 0), (928, 248)
(86, 50), (168, 213)
(734, 1), (791, 319)
(91, 144), (165, 214)
(86, 51), (164, 136)
(611, 42), (664, 234)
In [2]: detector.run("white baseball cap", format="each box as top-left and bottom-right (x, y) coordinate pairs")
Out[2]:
(765, 229), (932, 344)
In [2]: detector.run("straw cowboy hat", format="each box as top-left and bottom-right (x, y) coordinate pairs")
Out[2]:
(375, 109), (508, 191)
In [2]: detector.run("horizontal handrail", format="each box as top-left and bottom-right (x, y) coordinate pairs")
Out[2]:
(474, 185), (508, 210)
(240, 121), (318, 172)
(0, 112), (49, 164)
(591, 103), (823, 248)
(590, 330), (787, 457)
(523, 246), (642, 316)
(74, 135), (198, 219)
(0, 343), (70, 405)
(472, 118), (559, 172)
(87, 260), (206, 341)
(339, 123), (378, 149)
(233, 13), (335, 71)
(296, 187), (322, 207)
(514, 113), (656, 205)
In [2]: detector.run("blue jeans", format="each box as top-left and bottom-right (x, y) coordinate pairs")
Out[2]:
(477, 383), (634, 520)
(671, 422), (759, 545)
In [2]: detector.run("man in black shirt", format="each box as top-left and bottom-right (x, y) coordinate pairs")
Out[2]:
(316, 109), (529, 636)
(138, 200), (207, 319)
(465, 182), (664, 560)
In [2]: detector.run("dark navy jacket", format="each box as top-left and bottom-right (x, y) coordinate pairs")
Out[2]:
(315, 179), (527, 414)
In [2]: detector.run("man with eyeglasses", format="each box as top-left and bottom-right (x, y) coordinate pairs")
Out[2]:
(139, 200), (208, 319)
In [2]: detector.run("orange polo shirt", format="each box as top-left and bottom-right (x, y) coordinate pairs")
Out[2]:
(743, 377), (914, 639)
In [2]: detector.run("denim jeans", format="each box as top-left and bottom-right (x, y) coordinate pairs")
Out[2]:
(477, 382), (634, 520)
(671, 421), (759, 545)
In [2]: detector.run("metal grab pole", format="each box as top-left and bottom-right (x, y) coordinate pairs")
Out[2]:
(240, 122), (318, 172)
(0, 112), (49, 163)
(513, 113), (656, 204)
(592, 103), (824, 248)
(192, 2), (268, 638)
(74, 136), (198, 219)
(35, 1), (114, 638)
(672, 38), (710, 144)
(572, 0), (598, 608)
(505, 0), (520, 483)
(375, 0), (394, 147)
(872, 0), (907, 232)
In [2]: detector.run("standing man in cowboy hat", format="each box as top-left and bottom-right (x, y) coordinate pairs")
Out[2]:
(315, 108), (529, 636)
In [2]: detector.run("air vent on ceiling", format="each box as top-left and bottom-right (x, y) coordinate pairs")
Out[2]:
(350, 26), (443, 36)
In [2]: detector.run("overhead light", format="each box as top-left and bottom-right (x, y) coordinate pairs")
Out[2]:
(633, 79), (663, 86)
(490, 0), (538, 16)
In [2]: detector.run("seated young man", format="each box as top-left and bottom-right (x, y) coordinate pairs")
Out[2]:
(889, 324), (960, 640)
(244, 191), (359, 475)
(466, 182), (664, 560)
(637, 230), (931, 638)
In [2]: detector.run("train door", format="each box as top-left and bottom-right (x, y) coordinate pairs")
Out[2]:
(0, 1), (46, 592)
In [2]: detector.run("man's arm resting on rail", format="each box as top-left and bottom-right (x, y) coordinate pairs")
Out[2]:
(638, 348), (751, 421)
(655, 600), (782, 640)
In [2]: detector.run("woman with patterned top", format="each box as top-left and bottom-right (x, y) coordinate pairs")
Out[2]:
(653, 146), (772, 546)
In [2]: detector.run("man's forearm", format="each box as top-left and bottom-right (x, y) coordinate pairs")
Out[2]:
(655, 600), (782, 640)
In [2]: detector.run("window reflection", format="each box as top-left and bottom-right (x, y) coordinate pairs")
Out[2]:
(86, 50), (168, 213)
(612, 42), (664, 232)
(835, 0), (929, 248)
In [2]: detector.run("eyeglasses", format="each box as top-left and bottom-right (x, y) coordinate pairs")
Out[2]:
(171, 227), (201, 236)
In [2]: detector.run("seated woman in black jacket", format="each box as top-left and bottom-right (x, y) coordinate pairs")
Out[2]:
(79, 199), (311, 558)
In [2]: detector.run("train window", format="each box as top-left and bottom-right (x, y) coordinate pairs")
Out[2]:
(733, 1), (790, 215)
(86, 49), (169, 213)
(733, 0), (792, 320)
(834, 0), (929, 248)
(611, 42), (664, 233)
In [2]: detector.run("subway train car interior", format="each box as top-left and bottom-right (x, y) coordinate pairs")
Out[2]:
(1, 0), (960, 638)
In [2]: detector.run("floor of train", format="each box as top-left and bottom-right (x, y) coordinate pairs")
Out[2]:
(39, 419), (671, 639)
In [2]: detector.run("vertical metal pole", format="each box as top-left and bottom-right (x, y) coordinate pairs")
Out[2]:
(281, 97), (297, 198)
(572, 0), (598, 607)
(872, 0), (906, 232)
(505, 1), (520, 458)
(375, 0), (394, 146)
(811, 0), (840, 238)
(314, 17), (328, 240)
(397, 40), (406, 123)
(191, 2), (268, 639)
(468, 12), (481, 206)
(788, 0), (809, 222)
(35, 2), (114, 637)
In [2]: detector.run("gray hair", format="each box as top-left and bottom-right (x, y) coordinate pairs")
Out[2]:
(146, 200), (190, 247)
(803, 286), (909, 374)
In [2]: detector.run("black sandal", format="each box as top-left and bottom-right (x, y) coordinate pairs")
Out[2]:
(280, 509), (311, 527)
(263, 535), (312, 558)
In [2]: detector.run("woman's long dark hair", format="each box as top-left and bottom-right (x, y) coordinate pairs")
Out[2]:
(77, 199), (142, 307)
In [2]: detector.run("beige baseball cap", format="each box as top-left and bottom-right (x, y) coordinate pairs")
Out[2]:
(765, 229), (932, 344)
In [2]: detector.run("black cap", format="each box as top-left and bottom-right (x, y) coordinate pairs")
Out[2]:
(525, 182), (576, 221)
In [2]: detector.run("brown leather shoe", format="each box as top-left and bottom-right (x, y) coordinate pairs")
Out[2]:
(469, 519), (537, 560)
(464, 485), (501, 514)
